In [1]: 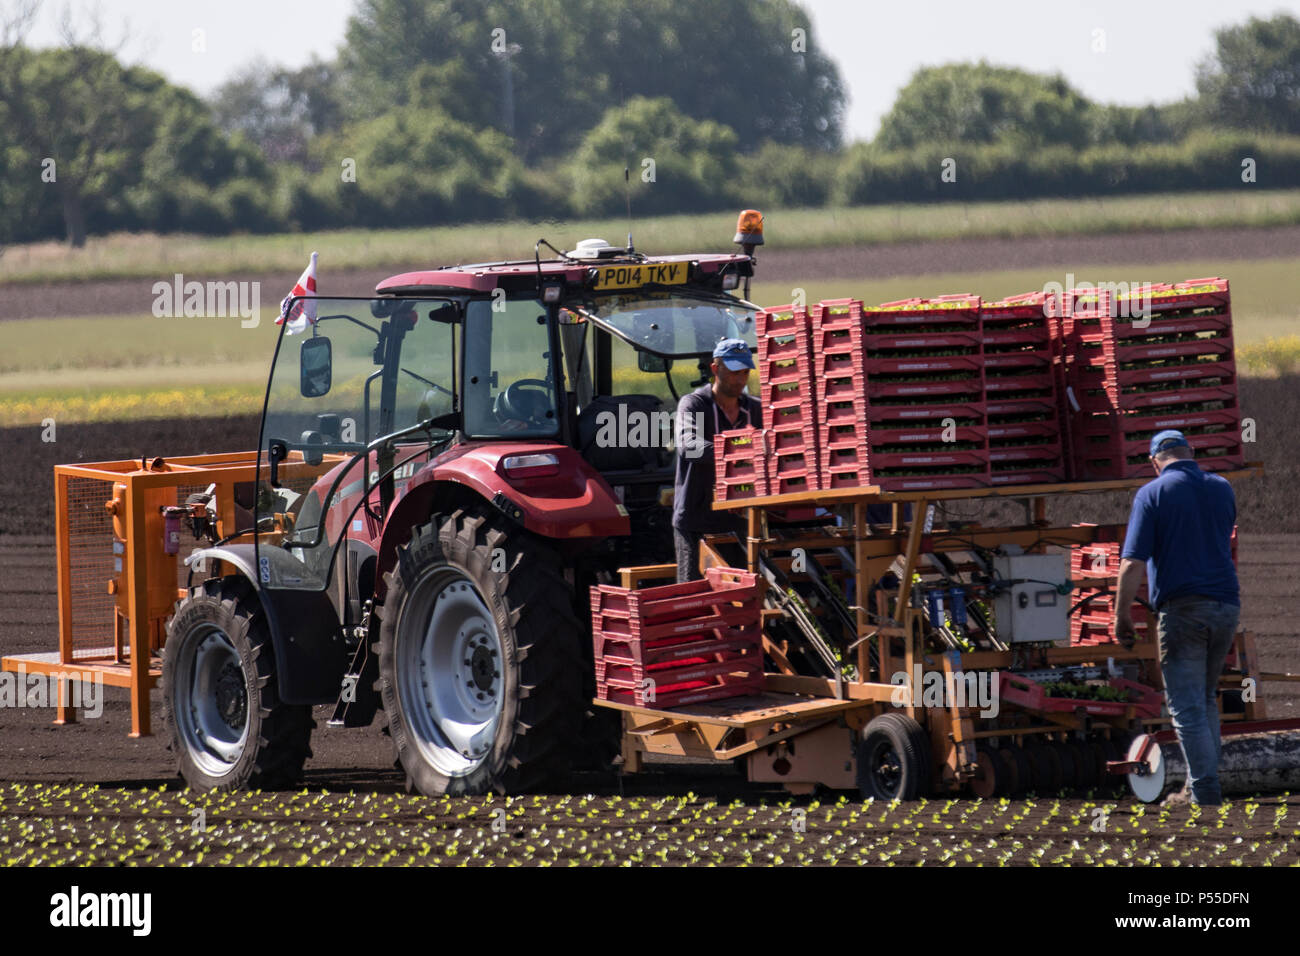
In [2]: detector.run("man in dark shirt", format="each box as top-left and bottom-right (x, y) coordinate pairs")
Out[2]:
(1115, 429), (1240, 806)
(672, 339), (763, 582)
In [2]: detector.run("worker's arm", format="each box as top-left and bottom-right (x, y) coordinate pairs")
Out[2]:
(1116, 488), (1155, 648)
(1113, 558), (1146, 647)
(674, 395), (710, 461)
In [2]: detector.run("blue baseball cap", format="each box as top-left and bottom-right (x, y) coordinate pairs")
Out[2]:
(1149, 429), (1190, 458)
(712, 338), (755, 371)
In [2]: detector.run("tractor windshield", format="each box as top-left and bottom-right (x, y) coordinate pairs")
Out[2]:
(579, 290), (757, 357)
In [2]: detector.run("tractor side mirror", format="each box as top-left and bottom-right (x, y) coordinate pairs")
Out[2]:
(300, 336), (332, 398)
(637, 351), (672, 374)
(428, 303), (460, 324)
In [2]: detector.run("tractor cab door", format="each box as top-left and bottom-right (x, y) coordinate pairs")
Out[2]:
(252, 296), (461, 605)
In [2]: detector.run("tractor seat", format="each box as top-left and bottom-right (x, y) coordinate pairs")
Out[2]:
(576, 394), (672, 473)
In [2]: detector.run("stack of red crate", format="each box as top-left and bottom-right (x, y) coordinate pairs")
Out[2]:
(1069, 526), (1150, 646)
(754, 304), (820, 495)
(590, 567), (765, 707)
(812, 296), (991, 491)
(713, 428), (768, 501)
(981, 292), (1067, 486)
(1058, 278), (1243, 480)
(1069, 524), (1239, 645)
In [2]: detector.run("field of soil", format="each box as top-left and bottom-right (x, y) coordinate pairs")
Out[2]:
(2, 226), (1297, 867)
(2, 782), (1298, 866)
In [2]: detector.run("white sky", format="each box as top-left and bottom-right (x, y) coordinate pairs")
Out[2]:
(20, 0), (1300, 142)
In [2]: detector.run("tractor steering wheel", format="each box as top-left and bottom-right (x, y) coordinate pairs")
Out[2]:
(494, 378), (553, 426)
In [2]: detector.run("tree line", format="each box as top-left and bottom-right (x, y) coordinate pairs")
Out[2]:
(2, 1), (1299, 247)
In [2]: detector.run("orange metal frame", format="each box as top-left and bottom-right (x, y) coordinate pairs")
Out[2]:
(3, 451), (339, 737)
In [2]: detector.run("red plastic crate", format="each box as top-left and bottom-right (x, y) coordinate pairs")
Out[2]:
(1072, 310), (1232, 342)
(867, 400), (987, 423)
(999, 672), (1163, 719)
(594, 626), (762, 671)
(864, 448), (988, 469)
(988, 467), (1067, 486)
(1065, 382), (1239, 415)
(983, 371), (1056, 393)
(1145, 277), (1230, 313)
(1068, 358), (1237, 390)
(590, 567), (762, 641)
(985, 396), (1057, 419)
(597, 669), (765, 709)
(982, 291), (1054, 320)
(863, 295), (982, 328)
(713, 429), (769, 500)
(756, 303), (813, 342)
(987, 442), (1063, 464)
(859, 354), (984, 376)
(810, 298), (866, 332)
(866, 377), (985, 399)
(874, 424), (989, 445)
(982, 350), (1053, 372)
(863, 329), (983, 351)
(876, 472), (989, 491)
(986, 419), (1059, 441)
(596, 639), (763, 687)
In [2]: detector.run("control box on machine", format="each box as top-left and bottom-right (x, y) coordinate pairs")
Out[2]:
(992, 554), (1069, 644)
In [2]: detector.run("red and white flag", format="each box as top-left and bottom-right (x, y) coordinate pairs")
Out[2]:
(277, 251), (318, 335)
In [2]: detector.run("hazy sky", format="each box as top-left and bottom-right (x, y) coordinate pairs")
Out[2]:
(20, 0), (1300, 141)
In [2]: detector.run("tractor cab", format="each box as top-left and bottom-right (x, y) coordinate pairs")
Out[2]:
(166, 215), (765, 795)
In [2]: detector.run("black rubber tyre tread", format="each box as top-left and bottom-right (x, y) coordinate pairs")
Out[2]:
(1006, 744), (1034, 796)
(1025, 741), (1063, 793)
(993, 746), (1021, 795)
(1065, 741), (1095, 790)
(856, 712), (930, 801)
(1052, 740), (1079, 789)
(1084, 739), (1109, 791)
(905, 717), (935, 796)
(375, 509), (585, 796)
(971, 744), (1003, 799)
(161, 577), (315, 791)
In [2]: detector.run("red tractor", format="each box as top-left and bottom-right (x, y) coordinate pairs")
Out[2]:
(163, 225), (762, 795)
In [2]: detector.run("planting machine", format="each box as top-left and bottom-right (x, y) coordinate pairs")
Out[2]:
(9, 211), (1300, 802)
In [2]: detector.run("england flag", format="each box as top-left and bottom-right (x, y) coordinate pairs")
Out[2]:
(277, 251), (318, 335)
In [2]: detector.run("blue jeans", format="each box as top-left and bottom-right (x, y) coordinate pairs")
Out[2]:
(1157, 596), (1240, 805)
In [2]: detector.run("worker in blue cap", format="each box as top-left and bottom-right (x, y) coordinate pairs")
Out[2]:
(1115, 429), (1240, 807)
(672, 338), (763, 582)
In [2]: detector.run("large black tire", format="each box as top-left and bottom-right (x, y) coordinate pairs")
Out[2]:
(375, 510), (585, 796)
(161, 578), (314, 791)
(856, 712), (932, 801)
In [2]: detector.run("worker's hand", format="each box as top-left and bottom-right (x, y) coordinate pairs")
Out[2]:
(1113, 611), (1136, 649)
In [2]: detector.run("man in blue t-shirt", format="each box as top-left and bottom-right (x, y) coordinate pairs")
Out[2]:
(1115, 430), (1240, 807)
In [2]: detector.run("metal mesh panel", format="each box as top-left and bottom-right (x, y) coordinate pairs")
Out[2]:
(65, 476), (117, 660)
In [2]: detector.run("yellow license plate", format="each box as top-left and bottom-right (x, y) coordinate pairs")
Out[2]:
(592, 261), (688, 290)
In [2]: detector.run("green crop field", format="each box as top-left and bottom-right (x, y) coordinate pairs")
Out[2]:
(2, 257), (1295, 426)
(1, 782), (1296, 866)
(6, 189), (1300, 284)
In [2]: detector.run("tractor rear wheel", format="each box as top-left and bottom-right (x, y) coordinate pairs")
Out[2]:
(161, 578), (314, 791)
(375, 510), (584, 796)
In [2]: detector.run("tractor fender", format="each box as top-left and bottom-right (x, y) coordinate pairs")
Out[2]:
(184, 545), (348, 705)
(373, 442), (629, 598)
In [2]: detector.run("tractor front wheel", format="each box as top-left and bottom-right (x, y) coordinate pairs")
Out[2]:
(161, 578), (314, 791)
(375, 510), (584, 796)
